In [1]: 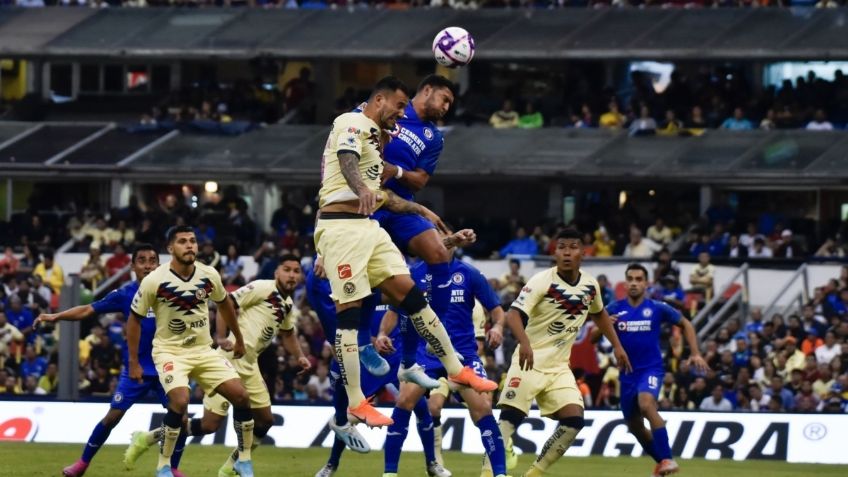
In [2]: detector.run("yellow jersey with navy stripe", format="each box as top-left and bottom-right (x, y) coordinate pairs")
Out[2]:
(229, 280), (295, 363)
(131, 262), (226, 353)
(511, 267), (603, 373)
(319, 112), (384, 208)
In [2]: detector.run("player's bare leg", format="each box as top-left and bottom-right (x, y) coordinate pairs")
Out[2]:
(521, 404), (585, 477)
(630, 393), (677, 477)
(218, 406), (274, 477)
(214, 378), (256, 477)
(378, 275), (496, 393)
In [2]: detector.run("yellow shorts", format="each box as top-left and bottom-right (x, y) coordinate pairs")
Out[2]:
(314, 217), (409, 304)
(430, 377), (451, 400)
(204, 353), (270, 415)
(497, 366), (583, 417)
(153, 347), (239, 396)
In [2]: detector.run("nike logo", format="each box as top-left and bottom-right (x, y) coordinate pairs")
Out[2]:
(387, 431), (403, 436)
(436, 280), (452, 289)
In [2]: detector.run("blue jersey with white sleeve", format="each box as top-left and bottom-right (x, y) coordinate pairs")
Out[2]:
(411, 259), (499, 363)
(382, 103), (444, 201)
(606, 297), (681, 373)
(91, 281), (158, 377)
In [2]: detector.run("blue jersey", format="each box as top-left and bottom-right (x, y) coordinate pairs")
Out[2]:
(607, 298), (681, 372)
(410, 259), (499, 360)
(91, 281), (157, 377)
(382, 104), (444, 201)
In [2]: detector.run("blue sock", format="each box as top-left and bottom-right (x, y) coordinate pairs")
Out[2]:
(171, 430), (187, 468)
(80, 422), (112, 463)
(333, 379), (349, 425)
(426, 262), (451, 317)
(384, 408), (412, 473)
(328, 438), (346, 469)
(652, 426), (672, 460)
(400, 315), (419, 368)
(477, 415), (506, 476)
(413, 397), (435, 464)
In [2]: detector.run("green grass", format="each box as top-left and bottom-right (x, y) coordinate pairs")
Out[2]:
(1, 443), (843, 477)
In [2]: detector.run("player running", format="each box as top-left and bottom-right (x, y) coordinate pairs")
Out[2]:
(128, 226), (255, 477)
(315, 75), (495, 428)
(376, 252), (507, 477)
(124, 255), (308, 477)
(34, 244), (189, 477)
(594, 263), (709, 477)
(486, 228), (632, 477)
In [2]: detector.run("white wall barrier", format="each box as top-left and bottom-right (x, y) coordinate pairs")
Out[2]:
(0, 401), (845, 464)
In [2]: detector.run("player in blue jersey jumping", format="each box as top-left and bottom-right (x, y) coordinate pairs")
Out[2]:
(34, 244), (188, 477)
(375, 248), (508, 477)
(596, 263), (709, 477)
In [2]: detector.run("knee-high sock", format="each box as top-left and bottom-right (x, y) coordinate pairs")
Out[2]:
(224, 442), (259, 470)
(358, 311), (372, 347)
(327, 438), (346, 469)
(170, 430), (187, 469)
(483, 419), (516, 472)
(409, 306), (462, 375)
(652, 427), (672, 460)
(80, 422), (112, 463)
(400, 315), (420, 368)
(433, 424), (444, 465)
(477, 415), (506, 476)
(333, 378), (349, 425)
(413, 397), (436, 465)
(335, 328), (366, 406)
(532, 424), (581, 472)
(158, 425), (181, 470)
(426, 262), (451, 317)
(384, 408), (412, 473)
(233, 411), (255, 461)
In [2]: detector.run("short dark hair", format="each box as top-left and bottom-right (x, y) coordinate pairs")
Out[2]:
(555, 227), (582, 241)
(417, 74), (456, 96)
(132, 243), (157, 263)
(166, 225), (195, 244)
(625, 263), (649, 279)
(370, 76), (409, 100)
(277, 254), (301, 268)
(42, 248), (54, 260)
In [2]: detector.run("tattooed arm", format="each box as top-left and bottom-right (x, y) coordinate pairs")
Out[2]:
(382, 189), (449, 234)
(338, 151), (377, 215)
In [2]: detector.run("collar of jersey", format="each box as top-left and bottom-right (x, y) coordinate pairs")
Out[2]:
(169, 266), (196, 283)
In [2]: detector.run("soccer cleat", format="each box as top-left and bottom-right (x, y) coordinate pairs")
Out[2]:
(397, 363), (441, 389)
(328, 416), (371, 453)
(124, 431), (152, 469)
(172, 469), (188, 477)
(156, 465), (175, 477)
(62, 460), (89, 477)
(218, 463), (238, 477)
(657, 459), (679, 476)
(505, 437), (518, 470)
(233, 459), (255, 477)
(521, 466), (543, 477)
(360, 344), (390, 376)
(651, 463), (661, 477)
(348, 399), (393, 428)
(449, 366), (498, 393)
(427, 461), (453, 477)
(314, 464), (336, 477)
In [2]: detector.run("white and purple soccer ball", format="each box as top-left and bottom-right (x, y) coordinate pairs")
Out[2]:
(432, 27), (475, 68)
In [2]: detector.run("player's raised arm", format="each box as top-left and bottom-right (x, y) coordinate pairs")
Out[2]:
(677, 316), (710, 373)
(590, 308), (633, 373)
(382, 162), (432, 192)
(444, 229), (476, 250)
(381, 189), (449, 234)
(34, 304), (95, 329)
(505, 307), (534, 371)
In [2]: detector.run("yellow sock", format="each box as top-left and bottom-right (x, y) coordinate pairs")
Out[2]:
(157, 425), (180, 469)
(410, 306), (463, 375)
(335, 328), (366, 405)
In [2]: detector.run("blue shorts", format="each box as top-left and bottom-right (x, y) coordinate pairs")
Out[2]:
(373, 210), (435, 253)
(420, 354), (487, 382)
(111, 373), (168, 411)
(620, 368), (664, 420)
(330, 351), (402, 398)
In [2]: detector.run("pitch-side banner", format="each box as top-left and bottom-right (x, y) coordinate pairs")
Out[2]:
(0, 401), (845, 464)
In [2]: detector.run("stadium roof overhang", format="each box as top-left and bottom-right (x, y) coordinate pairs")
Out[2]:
(1, 8), (848, 61)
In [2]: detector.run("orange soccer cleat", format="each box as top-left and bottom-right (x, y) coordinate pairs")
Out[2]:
(449, 366), (498, 393)
(348, 399), (394, 428)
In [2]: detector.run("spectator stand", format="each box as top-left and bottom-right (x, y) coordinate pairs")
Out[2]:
(691, 263), (750, 340)
(761, 263), (811, 324)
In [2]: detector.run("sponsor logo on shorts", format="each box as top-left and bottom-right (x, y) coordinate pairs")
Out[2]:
(114, 392), (123, 403)
(338, 264), (352, 279)
(164, 375), (173, 384)
(343, 282), (356, 296)
(163, 362), (174, 372)
(168, 319), (187, 334)
(423, 128), (434, 140)
(509, 377), (521, 388)
(451, 273), (464, 285)
(195, 288), (207, 301)
(221, 401), (230, 412)
(505, 390), (516, 400)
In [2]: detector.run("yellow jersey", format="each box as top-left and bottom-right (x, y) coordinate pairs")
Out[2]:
(318, 112), (384, 208)
(229, 280), (295, 363)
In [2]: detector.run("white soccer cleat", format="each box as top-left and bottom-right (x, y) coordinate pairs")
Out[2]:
(397, 363), (441, 389)
(427, 461), (453, 477)
(314, 464), (336, 477)
(328, 417), (371, 453)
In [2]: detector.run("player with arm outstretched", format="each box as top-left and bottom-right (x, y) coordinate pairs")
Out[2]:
(128, 226), (255, 477)
(484, 228), (632, 477)
(315, 76), (496, 429)
(34, 244), (190, 477)
(592, 263), (709, 477)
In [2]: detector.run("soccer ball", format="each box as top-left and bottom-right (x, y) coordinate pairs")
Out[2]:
(432, 27), (475, 68)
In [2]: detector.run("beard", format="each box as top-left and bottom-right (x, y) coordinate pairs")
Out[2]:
(175, 252), (195, 265)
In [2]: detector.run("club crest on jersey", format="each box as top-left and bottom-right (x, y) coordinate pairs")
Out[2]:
(581, 293), (593, 306)
(343, 282), (356, 296)
(195, 288), (207, 301)
(423, 127), (434, 140)
(451, 272), (464, 285)
(642, 308), (653, 318)
(338, 264), (352, 279)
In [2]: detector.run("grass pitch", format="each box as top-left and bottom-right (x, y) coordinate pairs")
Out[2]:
(2, 443), (843, 477)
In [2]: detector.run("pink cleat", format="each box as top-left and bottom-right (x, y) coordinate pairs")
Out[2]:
(172, 469), (188, 477)
(62, 460), (89, 477)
